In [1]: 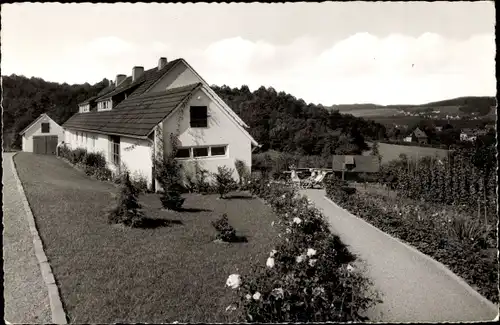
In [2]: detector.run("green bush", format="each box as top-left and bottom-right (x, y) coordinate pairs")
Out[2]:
(106, 172), (145, 227)
(83, 152), (106, 169)
(71, 148), (88, 164)
(235, 159), (250, 186)
(226, 180), (381, 322)
(160, 189), (185, 211)
(213, 166), (238, 199)
(325, 186), (498, 303)
(211, 213), (237, 242)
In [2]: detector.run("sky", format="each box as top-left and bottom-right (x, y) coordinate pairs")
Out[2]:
(1, 2), (496, 105)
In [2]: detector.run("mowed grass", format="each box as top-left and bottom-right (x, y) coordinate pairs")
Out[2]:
(365, 142), (450, 164)
(14, 153), (280, 323)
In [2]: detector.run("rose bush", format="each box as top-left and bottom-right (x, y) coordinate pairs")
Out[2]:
(224, 180), (381, 322)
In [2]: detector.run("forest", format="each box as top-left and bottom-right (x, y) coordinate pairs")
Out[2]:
(3, 75), (388, 155)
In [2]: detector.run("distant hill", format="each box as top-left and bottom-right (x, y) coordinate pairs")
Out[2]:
(328, 96), (496, 116)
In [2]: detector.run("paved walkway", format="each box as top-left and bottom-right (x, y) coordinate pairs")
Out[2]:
(301, 189), (498, 322)
(3, 152), (52, 323)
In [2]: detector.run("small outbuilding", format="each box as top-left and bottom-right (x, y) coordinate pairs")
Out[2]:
(20, 113), (64, 155)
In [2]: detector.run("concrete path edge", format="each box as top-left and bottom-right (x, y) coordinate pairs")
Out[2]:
(323, 195), (499, 316)
(11, 152), (68, 324)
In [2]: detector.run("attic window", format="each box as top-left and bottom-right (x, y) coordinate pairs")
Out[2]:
(41, 123), (50, 133)
(190, 106), (208, 128)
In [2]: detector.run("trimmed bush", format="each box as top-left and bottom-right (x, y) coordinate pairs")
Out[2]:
(213, 166), (238, 199)
(106, 172), (145, 227)
(160, 188), (185, 211)
(211, 213), (237, 242)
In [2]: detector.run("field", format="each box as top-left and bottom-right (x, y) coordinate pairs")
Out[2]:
(365, 142), (450, 164)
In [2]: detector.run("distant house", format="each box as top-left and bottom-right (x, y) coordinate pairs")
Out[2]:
(331, 155), (380, 181)
(403, 136), (412, 142)
(460, 128), (488, 142)
(485, 124), (495, 130)
(20, 113), (64, 155)
(435, 126), (443, 132)
(411, 127), (428, 144)
(63, 57), (259, 191)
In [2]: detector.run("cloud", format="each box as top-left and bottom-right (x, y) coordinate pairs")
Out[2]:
(196, 32), (495, 105)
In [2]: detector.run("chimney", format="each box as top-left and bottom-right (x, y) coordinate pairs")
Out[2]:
(132, 66), (144, 82)
(158, 57), (167, 70)
(115, 74), (126, 86)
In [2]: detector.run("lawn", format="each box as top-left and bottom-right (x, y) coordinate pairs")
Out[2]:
(14, 153), (281, 323)
(365, 141), (450, 164)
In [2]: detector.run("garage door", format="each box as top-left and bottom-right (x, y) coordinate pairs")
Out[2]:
(33, 136), (58, 155)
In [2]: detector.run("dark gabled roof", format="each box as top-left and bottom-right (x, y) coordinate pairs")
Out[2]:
(332, 155), (380, 173)
(413, 127), (427, 138)
(94, 59), (182, 101)
(62, 83), (202, 138)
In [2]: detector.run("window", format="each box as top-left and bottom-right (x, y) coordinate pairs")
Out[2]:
(41, 123), (50, 133)
(190, 106), (208, 127)
(175, 148), (191, 158)
(193, 147), (209, 158)
(110, 135), (120, 166)
(211, 146), (227, 156)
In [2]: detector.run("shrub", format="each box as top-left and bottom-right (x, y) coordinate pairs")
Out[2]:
(71, 148), (88, 164)
(194, 167), (213, 194)
(57, 144), (71, 159)
(160, 188), (185, 211)
(106, 172), (145, 227)
(211, 213), (237, 242)
(93, 166), (112, 181)
(213, 166), (238, 199)
(83, 152), (106, 169)
(235, 159), (250, 186)
(225, 180), (381, 322)
(131, 173), (149, 194)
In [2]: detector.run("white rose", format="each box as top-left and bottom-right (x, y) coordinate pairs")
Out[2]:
(225, 304), (237, 312)
(266, 257), (275, 268)
(253, 292), (261, 300)
(272, 287), (284, 298)
(296, 255), (306, 263)
(245, 294), (252, 300)
(309, 259), (317, 267)
(281, 194), (286, 199)
(286, 228), (291, 234)
(226, 274), (241, 289)
(293, 217), (302, 224)
(306, 248), (317, 256)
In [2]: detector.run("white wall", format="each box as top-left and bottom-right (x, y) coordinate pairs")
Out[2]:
(149, 61), (199, 92)
(63, 129), (154, 187)
(162, 87), (252, 184)
(22, 115), (64, 152)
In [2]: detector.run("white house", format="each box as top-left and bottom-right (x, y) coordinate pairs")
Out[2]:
(20, 113), (64, 154)
(62, 57), (259, 191)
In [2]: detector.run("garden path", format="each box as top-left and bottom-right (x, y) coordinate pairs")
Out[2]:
(301, 188), (498, 322)
(2, 152), (52, 323)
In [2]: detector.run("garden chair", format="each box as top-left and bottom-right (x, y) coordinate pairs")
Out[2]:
(303, 171), (327, 189)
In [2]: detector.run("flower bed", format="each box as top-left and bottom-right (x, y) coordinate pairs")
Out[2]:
(225, 177), (381, 322)
(325, 176), (498, 303)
